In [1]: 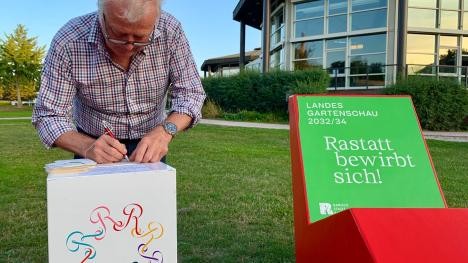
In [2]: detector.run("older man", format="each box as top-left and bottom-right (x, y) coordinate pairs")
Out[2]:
(32, 0), (205, 163)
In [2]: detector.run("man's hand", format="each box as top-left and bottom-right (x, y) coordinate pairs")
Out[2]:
(130, 125), (172, 163)
(84, 134), (128, 164)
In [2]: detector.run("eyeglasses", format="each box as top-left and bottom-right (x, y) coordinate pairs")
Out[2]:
(101, 14), (155, 47)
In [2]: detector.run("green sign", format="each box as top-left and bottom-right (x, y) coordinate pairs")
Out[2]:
(296, 96), (445, 222)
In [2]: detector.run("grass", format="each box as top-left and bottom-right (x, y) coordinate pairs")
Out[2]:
(0, 104), (34, 118)
(0, 116), (466, 262)
(221, 110), (289, 124)
(0, 120), (70, 262)
(428, 140), (468, 207)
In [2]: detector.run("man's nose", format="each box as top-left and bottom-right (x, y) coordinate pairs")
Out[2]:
(123, 36), (136, 51)
(124, 43), (135, 51)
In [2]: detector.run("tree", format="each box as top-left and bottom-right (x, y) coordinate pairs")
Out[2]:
(0, 24), (45, 107)
(2, 79), (37, 101)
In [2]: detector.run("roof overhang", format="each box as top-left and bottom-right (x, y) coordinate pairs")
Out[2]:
(201, 57), (241, 72)
(233, 0), (263, 30)
(201, 50), (261, 71)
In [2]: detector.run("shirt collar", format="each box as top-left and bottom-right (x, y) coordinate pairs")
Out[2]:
(87, 13), (107, 54)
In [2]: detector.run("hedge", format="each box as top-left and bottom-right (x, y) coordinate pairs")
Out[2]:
(384, 76), (468, 131)
(201, 69), (329, 115)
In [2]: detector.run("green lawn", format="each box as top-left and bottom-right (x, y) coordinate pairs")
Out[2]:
(0, 119), (466, 262)
(0, 104), (34, 118)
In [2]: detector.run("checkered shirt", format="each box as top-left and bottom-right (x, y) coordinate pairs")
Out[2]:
(32, 11), (205, 148)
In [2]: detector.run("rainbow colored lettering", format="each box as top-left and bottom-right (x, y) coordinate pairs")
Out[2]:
(65, 203), (164, 262)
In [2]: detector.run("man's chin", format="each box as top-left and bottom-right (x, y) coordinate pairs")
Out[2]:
(123, 53), (135, 58)
(110, 47), (138, 58)
(117, 50), (136, 56)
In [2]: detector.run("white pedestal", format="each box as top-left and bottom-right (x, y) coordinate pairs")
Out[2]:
(47, 162), (177, 262)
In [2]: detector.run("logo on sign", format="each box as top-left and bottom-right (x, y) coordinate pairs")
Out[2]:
(319, 203), (333, 215)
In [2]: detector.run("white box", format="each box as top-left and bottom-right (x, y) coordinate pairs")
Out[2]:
(47, 162), (177, 262)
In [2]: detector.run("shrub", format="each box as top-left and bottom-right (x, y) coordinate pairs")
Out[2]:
(202, 69), (329, 116)
(288, 70), (329, 95)
(384, 76), (468, 131)
(221, 110), (287, 123)
(202, 99), (223, 119)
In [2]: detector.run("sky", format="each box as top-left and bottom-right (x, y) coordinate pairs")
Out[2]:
(0, 0), (261, 73)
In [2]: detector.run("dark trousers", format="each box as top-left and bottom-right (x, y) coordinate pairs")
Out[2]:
(74, 127), (166, 163)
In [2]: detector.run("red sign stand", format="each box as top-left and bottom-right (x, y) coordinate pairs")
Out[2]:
(289, 96), (468, 262)
(293, 208), (468, 262)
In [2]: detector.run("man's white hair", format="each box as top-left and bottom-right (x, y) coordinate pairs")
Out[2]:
(97, 0), (161, 23)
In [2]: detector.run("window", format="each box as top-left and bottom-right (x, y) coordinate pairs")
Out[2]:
(350, 0), (387, 32)
(327, 50), (346, 71)
(406, 34), (462, 75)
(328, 0), (347, 34)
(351, 0), (387, 12)
(441, 0), (459, 10)
(270, 4), (284, 70)
(439, 49), (457, 64)
(408, 0), (436, 8)
(440, 35), (458, 46)
(408, 0), (461, 30)
(350, 54), (386, 74)
(440, 1), (460, 30)
(246, 58), (262, 72)
(349, 34), (386, 87)
(351, 9), (387, 31)
(462, 37), (468, 73)
(292, 1), (389, 89)
(296, 19), (324, 37)
(294, 0), (324, 37)
(329, 0), (347, 15)
(270, 48), (285, 69)
(293, 40), (323, 70)
(464, 12), (468, 29)
(270, 6), (285, 47)
(296, 0), (324, 19)
(408, 8), (436, 28)
(440, 10), (459, 29)
(349, 75), (385, 87)
(407, 34), (435, 53)
(326, 38), (346, 88)
(295, 41), (323, 59)
(407, 54), (436, 68)
(406, 34), (436, 74)
(328, 15), (347, 33)
(463, 0), (468, 29)
(350, 34), (386, 55)
(327, 38), (347, 74)
(327, 38), (347, 49)
(438, 36), (458, 74)
(463, 37), (468, 54)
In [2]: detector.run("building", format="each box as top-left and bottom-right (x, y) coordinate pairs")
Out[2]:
(233, 0), (468, 90)
(201, 49), (262, 78)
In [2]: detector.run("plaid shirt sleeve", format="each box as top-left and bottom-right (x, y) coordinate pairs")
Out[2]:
(168, 23), (206, 127)
(32, 40), (77, 148)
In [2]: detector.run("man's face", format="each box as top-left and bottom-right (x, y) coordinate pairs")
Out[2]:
(101, 2), (157, 59)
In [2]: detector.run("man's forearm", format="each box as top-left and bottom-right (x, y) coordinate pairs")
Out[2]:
(165, 112), (193, 132)
(54, 131), (96, 157)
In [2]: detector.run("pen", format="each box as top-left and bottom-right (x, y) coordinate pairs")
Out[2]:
(102, 120), (130, 161)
